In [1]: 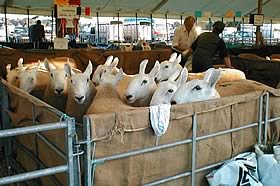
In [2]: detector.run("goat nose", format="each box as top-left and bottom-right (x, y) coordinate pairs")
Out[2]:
(171, 100), (176, 105)
(126, 95), (133, 100)
(75, 96), (85, 101)
(55, 88), (63, 94)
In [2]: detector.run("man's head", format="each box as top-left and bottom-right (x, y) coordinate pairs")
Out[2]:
(212, 21), (225, 34)
(36, 20), (41, 25)
(184, 16), (195, 32)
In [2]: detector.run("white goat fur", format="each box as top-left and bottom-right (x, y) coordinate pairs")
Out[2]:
(150, 67), (187, 106)
(64, 61), (96, 123)
(87, 69), (135, 114)
(172, 68), (222, 104)
(125, 59), (160, 107)
(92, 55), (120, 86)
(156, 52), (182, 81)
(17, 58), (50, 100)
(43, 59), (69, 112)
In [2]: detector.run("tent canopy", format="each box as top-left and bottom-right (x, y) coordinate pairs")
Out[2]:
(0, 0), (279, 18)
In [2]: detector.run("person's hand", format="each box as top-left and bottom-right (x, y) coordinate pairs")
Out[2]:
(182, 49), (189, 57)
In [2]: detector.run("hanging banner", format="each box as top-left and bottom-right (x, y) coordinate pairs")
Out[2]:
(85, 7), (91, 16)
(54, 0), (69, 5)
(69, 0), (81, 6)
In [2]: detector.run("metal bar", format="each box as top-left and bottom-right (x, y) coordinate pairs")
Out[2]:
(97, 12), (99, 43)
(83, 116), (92, 186)
(27, 9), (30, 40)
(51, 10), (54, 42)
(150, 14), (153, 41)
(11, 139), (62, 186)
(0, 122), (67, 138)
(258, 95), (263, 144)
(136, 13), (138, 41)
(66, 117), (76, 186)
(270, 19), (272, 45)
(36, 133), (66, 160)
(117, 13), (120, 44)
(165, 14), (168, 43)
(144, 159), (226, 186)
(93, 119), (263, 165)
(7, 157), (40, 186)
(264, 93), (269, 145)
(4, 6), (8, 42)
(0, 165), (67, 185)
(191, 114), (197, 186)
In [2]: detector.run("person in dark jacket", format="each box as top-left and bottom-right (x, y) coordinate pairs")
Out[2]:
(186, 21), (234, 73)
(30, 20), (45, 42)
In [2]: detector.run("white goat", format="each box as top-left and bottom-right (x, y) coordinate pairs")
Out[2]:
(92, 55), (120, 86)
(171, 68), (222, 104)
(64, 61), (96, 123)
(43, 59), (68, 112)
(125, 59), (160, 107)
(150, 67), (187, 106)
(17, 58), (49, 100)
(155, 52), (182, 82)
(6, 63), (20, 87)
(87, 68), (135, 114)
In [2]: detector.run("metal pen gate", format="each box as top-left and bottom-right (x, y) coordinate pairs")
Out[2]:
(0, 80), (80, 186)
(1, 75), (280, 186)
(82, 92), (280, 186)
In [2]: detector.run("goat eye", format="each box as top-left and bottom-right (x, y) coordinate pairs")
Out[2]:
(87, 78), (89, 82)
(70, 79), (73, 84)
(168, 89), (174, 93)
(141, 79), (148, 85)
(65, 74), (68, 78)
(193, 85), (202, 90)
(50, 73), (54, 78)
(164, 65), (169, 68)
(15, 76), (18, 80)
(104, 70), (106, 73)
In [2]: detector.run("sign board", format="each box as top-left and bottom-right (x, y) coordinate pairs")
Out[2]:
(54, 38), (68, 49)
(57, 5), (79, 19)
(235, 11), (242, 17)
(249, 14), (264, 26)
(195, 11), (202, 17)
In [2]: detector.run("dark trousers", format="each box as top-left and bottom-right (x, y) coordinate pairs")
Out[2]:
(192, 55), (213, 73)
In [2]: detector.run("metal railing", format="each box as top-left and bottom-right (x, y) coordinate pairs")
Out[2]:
(0, 81), (80, 186)
(83, 92), (280, 186)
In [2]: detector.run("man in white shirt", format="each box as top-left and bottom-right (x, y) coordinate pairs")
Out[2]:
(172, 16), (198, 66)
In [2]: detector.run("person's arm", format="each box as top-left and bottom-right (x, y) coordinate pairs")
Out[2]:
(218, 39), (234, 68)
(223, 56), (234, 69)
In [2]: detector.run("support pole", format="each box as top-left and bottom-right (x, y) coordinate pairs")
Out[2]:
(255, 0), (263, 46)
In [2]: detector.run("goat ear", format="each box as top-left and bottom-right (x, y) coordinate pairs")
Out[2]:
(18, 58), (24, 72)
(6, 64), (11, 72)
(44, 59), (51, 71)
(105, 55), (114, 65)
(175, 67), (188, 87)
(64, 63), (72, 77)
(139, 59), (149, 74)
(169, 52), (177, 62)
(84, 60), (93, 76)
(175, 54), (182, 64)
(204, 68), (222, 88)
(111, 57), (119, 68)
(149, 60), (160, 78)
(114, 68), (124, 84)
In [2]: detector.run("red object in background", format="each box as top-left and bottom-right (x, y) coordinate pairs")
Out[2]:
(69, 0), (80, 6)
(85, 7), (91, 16)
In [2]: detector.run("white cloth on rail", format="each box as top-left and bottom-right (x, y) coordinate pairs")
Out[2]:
(149, 104), (171, 136)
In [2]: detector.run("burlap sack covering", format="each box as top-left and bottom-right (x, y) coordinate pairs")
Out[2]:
(86, 80), (278, 185)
